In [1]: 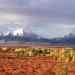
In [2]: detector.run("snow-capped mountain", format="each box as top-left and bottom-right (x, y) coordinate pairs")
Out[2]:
(0, 28), (49, 44)
(11, 28), (25, 36)
(51, 32), (75, 45)
(0, 32), (3, 36)
(0, 29), (75, 45)
(0, 28), (42, 39)
(3, 28), (26, 36)
(64, 33), (75, 38)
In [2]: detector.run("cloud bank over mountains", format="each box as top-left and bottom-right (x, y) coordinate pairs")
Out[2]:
(0, 0), (75, 38)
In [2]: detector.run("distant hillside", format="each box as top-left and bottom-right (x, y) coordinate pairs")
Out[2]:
(0, 28), (75, 45)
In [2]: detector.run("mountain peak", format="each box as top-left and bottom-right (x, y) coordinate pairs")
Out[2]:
(12, 28), (25, 36)
(64, 33), (75, 38)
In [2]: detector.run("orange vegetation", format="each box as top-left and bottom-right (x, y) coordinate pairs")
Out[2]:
(0, 58), (75, 75)
(0, 45), (75, 75)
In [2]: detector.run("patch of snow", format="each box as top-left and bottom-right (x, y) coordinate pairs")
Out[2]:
(11, 28), (25, 36)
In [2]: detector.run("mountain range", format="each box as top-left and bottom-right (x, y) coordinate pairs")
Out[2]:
(0, 28), (75, 45)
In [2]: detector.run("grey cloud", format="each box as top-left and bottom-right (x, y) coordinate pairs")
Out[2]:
(0, 0), (75, 25)
(0, 0), (75, 16)
(0, 0), (75, 38)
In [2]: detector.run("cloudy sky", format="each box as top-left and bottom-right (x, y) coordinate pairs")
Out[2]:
(0, 0), (75, 38)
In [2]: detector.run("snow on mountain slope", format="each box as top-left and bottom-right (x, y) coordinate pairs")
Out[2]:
(11, 28), (25, 36)
(0, 32), (2, 36)
(3, 28), (26, 36)
(0, 28), (75, 45)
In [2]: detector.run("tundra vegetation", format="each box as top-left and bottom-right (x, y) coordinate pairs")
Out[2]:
(0, 46), (75, 75)
(0, 47), (75, 61)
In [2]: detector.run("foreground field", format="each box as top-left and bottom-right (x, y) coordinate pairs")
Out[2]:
(0, 45), (75, 75)
(0, 58), (75, 75)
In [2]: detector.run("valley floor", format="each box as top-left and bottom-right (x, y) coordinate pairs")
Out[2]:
(0, 45), (75, 75)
